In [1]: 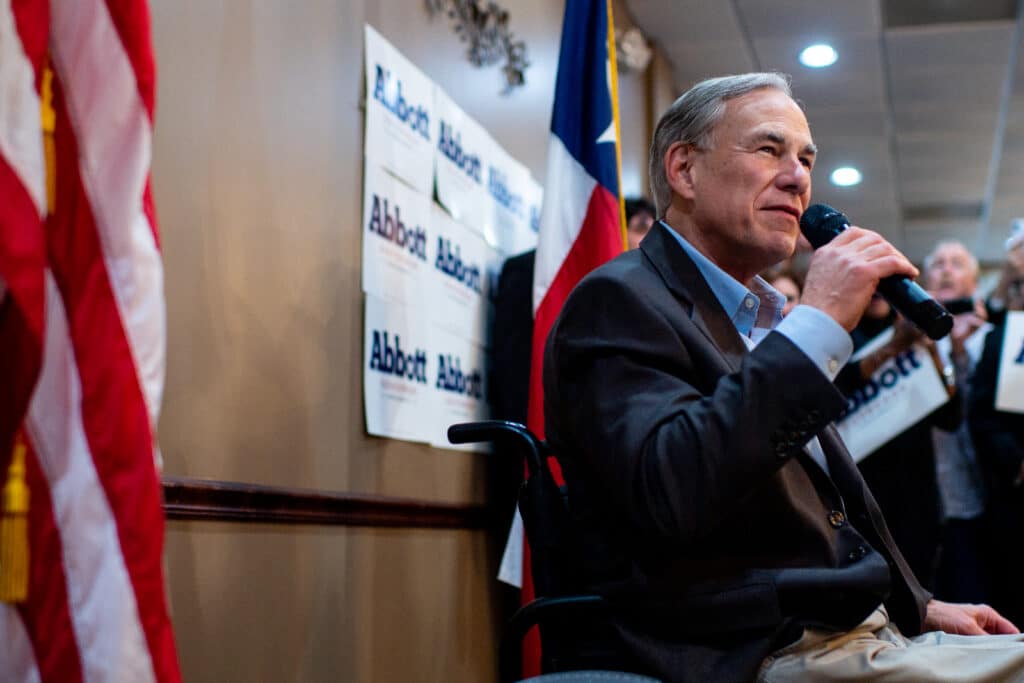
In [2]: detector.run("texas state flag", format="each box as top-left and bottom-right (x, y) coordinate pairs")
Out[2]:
(520, 0), (625, 675)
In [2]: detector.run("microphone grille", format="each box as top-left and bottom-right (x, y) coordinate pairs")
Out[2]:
(799, 203), (850, 249)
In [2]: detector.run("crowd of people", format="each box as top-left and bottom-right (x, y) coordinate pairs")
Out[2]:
(763, 236), (1024, 625)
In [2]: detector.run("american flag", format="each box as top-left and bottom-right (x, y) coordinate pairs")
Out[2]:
(0, 1), (181, 681)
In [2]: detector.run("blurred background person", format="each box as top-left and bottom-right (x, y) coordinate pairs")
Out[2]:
(985, 224), (1024, 325)
(833, 295), (958, 590)
(969, 236), (1024, 626)
(925, 240), (991, 604)
(624, 196), (655, 250)
(767, 269), (802, 318)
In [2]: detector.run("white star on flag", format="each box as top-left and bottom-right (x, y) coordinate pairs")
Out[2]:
(596, 57), (616, 144)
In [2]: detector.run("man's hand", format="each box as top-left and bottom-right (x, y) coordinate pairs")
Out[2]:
(947, 300), (987, 359)
(801, 227), (919, 331)
(924, 599), (1020, 635)
(1008, 244), (1024, 274)
(890, 316), (926, 353)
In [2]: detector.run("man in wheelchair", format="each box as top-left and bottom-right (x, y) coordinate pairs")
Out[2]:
(541, 73), (1024, 682)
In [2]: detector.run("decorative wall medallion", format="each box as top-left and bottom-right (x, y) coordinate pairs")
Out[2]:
(426, 0), (530, 93)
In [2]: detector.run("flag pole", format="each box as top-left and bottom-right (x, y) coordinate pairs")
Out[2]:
(606, 0), (628, 250)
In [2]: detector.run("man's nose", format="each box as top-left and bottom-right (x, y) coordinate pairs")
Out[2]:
(777, 156), (810, 194)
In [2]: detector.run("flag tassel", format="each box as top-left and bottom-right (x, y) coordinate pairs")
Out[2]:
(0, 440), (29, 603)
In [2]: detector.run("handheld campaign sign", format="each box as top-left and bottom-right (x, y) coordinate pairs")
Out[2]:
(835, 328), (951, 462)
(996, 312), (1024, 414)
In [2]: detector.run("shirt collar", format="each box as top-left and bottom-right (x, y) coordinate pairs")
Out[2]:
(659, 220), (785, 337)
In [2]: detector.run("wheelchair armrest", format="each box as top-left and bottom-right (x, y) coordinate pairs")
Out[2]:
(448, 420), (547, 478)
(501, 595), (610, 683)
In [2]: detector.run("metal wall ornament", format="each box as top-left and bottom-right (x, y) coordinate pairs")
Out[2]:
(426, 0), (530, 93)
(615, 26), (652, 73)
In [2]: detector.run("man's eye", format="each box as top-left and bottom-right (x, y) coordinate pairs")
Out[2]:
(801, 157), (813, 169)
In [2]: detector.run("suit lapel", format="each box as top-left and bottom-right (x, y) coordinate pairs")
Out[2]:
(639, 222), (749, 373)
(817, 426), (863, 497)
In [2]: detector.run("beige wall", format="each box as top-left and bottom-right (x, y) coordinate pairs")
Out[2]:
(151, 1), (671, 680)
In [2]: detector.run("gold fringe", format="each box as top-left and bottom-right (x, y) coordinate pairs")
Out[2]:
(0, 441), (29, 603)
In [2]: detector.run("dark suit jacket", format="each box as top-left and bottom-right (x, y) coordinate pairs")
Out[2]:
(969, 323), (1024, 626)
(542, 223), (931, 683)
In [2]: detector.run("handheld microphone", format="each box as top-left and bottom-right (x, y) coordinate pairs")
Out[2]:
(799, 204), (954, 340)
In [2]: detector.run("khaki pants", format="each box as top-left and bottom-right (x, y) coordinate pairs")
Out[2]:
(757, 607), (1024, 682)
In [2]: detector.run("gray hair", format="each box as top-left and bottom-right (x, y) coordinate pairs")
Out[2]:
(648, 72), (793, 216)
(923, 240), (980, 281)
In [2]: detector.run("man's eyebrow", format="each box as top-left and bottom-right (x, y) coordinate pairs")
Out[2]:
(753, 130), (817, 156)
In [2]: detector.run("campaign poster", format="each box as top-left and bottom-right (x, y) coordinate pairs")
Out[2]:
(434, 87), (493, 230)
(426, 323), (490, 451)
(836, 329), (951, 462)
(482, 146), (539, 254)
(996, 312), (1024, 414)
(363, 294), (435, 442)
(503, 174), (542, 257)
(361, 164), (432, 305)
(426, 204), (501, 347)
(364, 25), (435, 195)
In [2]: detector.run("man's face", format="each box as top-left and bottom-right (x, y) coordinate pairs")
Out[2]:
(925, 242), (977, 300)
(770, 275), (800, 317)
(682, 88), (815, 278)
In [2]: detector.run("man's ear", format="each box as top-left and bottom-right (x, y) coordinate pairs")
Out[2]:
(665, 141), (698, 201)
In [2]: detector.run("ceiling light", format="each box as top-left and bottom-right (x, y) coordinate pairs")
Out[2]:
(799, 44), (837, 68)
(830, 167), (862, 187)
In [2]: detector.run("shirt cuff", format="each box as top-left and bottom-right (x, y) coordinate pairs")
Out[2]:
(774, 305), (854, 381)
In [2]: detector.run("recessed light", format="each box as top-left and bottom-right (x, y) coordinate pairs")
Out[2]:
(830, 166), (862, 187)
(799, 44), (837, 68)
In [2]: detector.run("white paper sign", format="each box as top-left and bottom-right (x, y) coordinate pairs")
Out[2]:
(434, 87), (493, 229)
(364, 25), (435, 195)
(836, 329), (950, 461)
(362, 164), (432, 305)
(427, 204), (501, 346)
(483, 146), (538, 254)
(363, 294), (435, 443)
(498, 509), (524, 588)
(504, 175), (542, 256)
(427, 323), (491, 451)
(996, 312), (1024, 414)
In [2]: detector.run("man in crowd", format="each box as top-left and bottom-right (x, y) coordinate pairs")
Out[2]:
(542, 72), (1024, 682)
(923, 241), (991, 604)
(969, 238), (1024, 626)
(625, 197), (657, 250)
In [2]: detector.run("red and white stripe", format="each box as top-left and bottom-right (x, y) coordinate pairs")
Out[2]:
(528, 135), (621, 432)
(0, 0), (180, 681)
(0, 0), (47, 461)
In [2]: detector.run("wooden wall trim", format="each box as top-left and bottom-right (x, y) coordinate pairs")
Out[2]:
(162, 476), (489, 529)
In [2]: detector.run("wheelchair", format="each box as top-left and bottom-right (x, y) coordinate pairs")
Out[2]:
(448, 421), (661, 683)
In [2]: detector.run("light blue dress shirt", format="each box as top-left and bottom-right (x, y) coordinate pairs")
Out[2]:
(661, 222), (854, 474)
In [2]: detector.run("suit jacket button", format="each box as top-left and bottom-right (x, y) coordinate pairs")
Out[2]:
(828, 510), (846, 528)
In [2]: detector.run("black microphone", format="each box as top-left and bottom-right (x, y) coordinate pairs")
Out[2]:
(799, 203), (954, 340)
